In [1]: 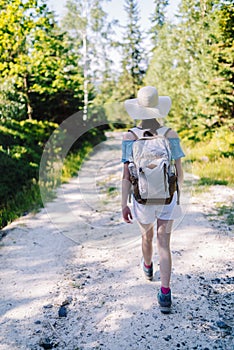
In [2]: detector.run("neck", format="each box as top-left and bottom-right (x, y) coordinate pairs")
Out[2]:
(140, 119), (161, 131)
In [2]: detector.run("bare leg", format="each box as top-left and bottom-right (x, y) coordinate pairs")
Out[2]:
(156, 219), (173, 288)
(138, 222), (154, 266)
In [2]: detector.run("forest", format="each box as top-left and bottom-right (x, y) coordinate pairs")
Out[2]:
(0, 0), (233, 229)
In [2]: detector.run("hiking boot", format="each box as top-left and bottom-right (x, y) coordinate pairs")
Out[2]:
(157, 289), (172, 314)
(142, 260), (153, 281)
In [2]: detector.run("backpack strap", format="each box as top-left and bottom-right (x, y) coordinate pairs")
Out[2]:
(129, 126), (171, 139)
(156, 126), (171, 137)
(128, 127), (150, 140)
(156, 126), (172, 162)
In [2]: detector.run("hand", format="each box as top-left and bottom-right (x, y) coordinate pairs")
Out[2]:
(122, 206), (133, 224)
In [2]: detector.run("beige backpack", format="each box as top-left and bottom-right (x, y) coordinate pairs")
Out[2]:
(128, 126), (178, 205)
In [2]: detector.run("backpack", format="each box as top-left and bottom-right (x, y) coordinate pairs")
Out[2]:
(128, 126), (179, 205)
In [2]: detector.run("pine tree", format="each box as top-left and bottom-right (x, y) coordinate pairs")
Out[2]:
(149, 0), (169, 47)
(173, 0), (234, 137)
(208, 1), (234, 126)
(146, 0), (234, 140)
(115, 0), (146, 100)
(0, 0), (83, 121)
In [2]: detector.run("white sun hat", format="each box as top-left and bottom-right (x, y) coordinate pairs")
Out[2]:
(124, 86), (172, 120)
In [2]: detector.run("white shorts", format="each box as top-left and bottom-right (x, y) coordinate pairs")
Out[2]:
(133, 192), (182, 224)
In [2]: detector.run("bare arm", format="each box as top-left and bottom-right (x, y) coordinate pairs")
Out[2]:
(175, 158), (184, 189)
(122, 163), (133, 223)
(122, 163), (131, 209)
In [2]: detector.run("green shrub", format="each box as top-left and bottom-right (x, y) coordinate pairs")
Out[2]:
(0, 181), (43, 228)
(0, 120), (58, 203)
(61, 144), (93, 182)
(0, 120), (106, 229)
(217, 205), (234, 225)
(183, 126), (234, 186)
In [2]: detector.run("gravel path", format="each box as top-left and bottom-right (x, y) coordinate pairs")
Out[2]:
(0, 132), (233, 350)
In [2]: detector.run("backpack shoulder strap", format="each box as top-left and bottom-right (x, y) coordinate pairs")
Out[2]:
(156, 126), (171, 137)
(128, 127), (149, 140)
(156, 126), (172, 161)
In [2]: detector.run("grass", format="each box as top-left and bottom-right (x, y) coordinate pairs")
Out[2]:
(0, 181), (43, 229)
(216, 204), (234, 225)
(191, 157), (233, 186)
(107, 186), (118, 196)
(61, 144), (92, 183)
(183, 127), (234, 187)
(182, 129), (234, 227)
(0, 143), (96, 230)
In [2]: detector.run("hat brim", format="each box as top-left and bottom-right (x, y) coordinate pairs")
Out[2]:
(124, 96), (172, 120)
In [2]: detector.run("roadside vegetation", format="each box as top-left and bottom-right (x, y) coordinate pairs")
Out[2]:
(183, 126), (234, 186)
(0, 0), (233, 229)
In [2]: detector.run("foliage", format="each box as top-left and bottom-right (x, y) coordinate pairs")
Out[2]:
(0, 0), (110, 229)
(184, 126), (234, 186)
(61, 0), (114, 93)
(192, 158), (233, 186)
(185, 126), (234, 160)
(0, 0), (84, 122)
(145, 0), (234, 141)
(149, 0), (169, 47)
(113, 0), (146, 101)
(217, 204), (234, 225)
(0, 119), (58, 203)
(208, 2), (234, 125)
(0, 119), (57, 228)
(61, 146), (92, 182)
(0, 119), (106, 229)
(61, 127), (107, 182)
(0, 0), (233, 229)
(0, 181), (43, 230)
(0, 79), (26, 120)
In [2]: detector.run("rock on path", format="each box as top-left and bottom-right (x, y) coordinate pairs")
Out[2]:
(0, 132), (233, 350)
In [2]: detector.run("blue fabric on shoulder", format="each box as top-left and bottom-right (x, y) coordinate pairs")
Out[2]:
(168, 138), (185, 160)
(121, 140), (134, 163)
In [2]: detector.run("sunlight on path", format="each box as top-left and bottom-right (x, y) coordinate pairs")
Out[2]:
(0, 132), (233, 350)
(43, 132), (140, 248)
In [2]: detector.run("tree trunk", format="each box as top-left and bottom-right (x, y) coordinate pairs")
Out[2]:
(24, 75), (33, 120)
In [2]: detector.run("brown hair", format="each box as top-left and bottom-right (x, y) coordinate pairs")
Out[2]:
(140, 119), (161, 133)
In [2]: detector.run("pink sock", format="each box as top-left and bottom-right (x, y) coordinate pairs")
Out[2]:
(161, 286), (170, 294)
(144, 262), (152, 269)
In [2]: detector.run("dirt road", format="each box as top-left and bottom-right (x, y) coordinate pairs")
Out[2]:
(0, 132), (233, 350)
